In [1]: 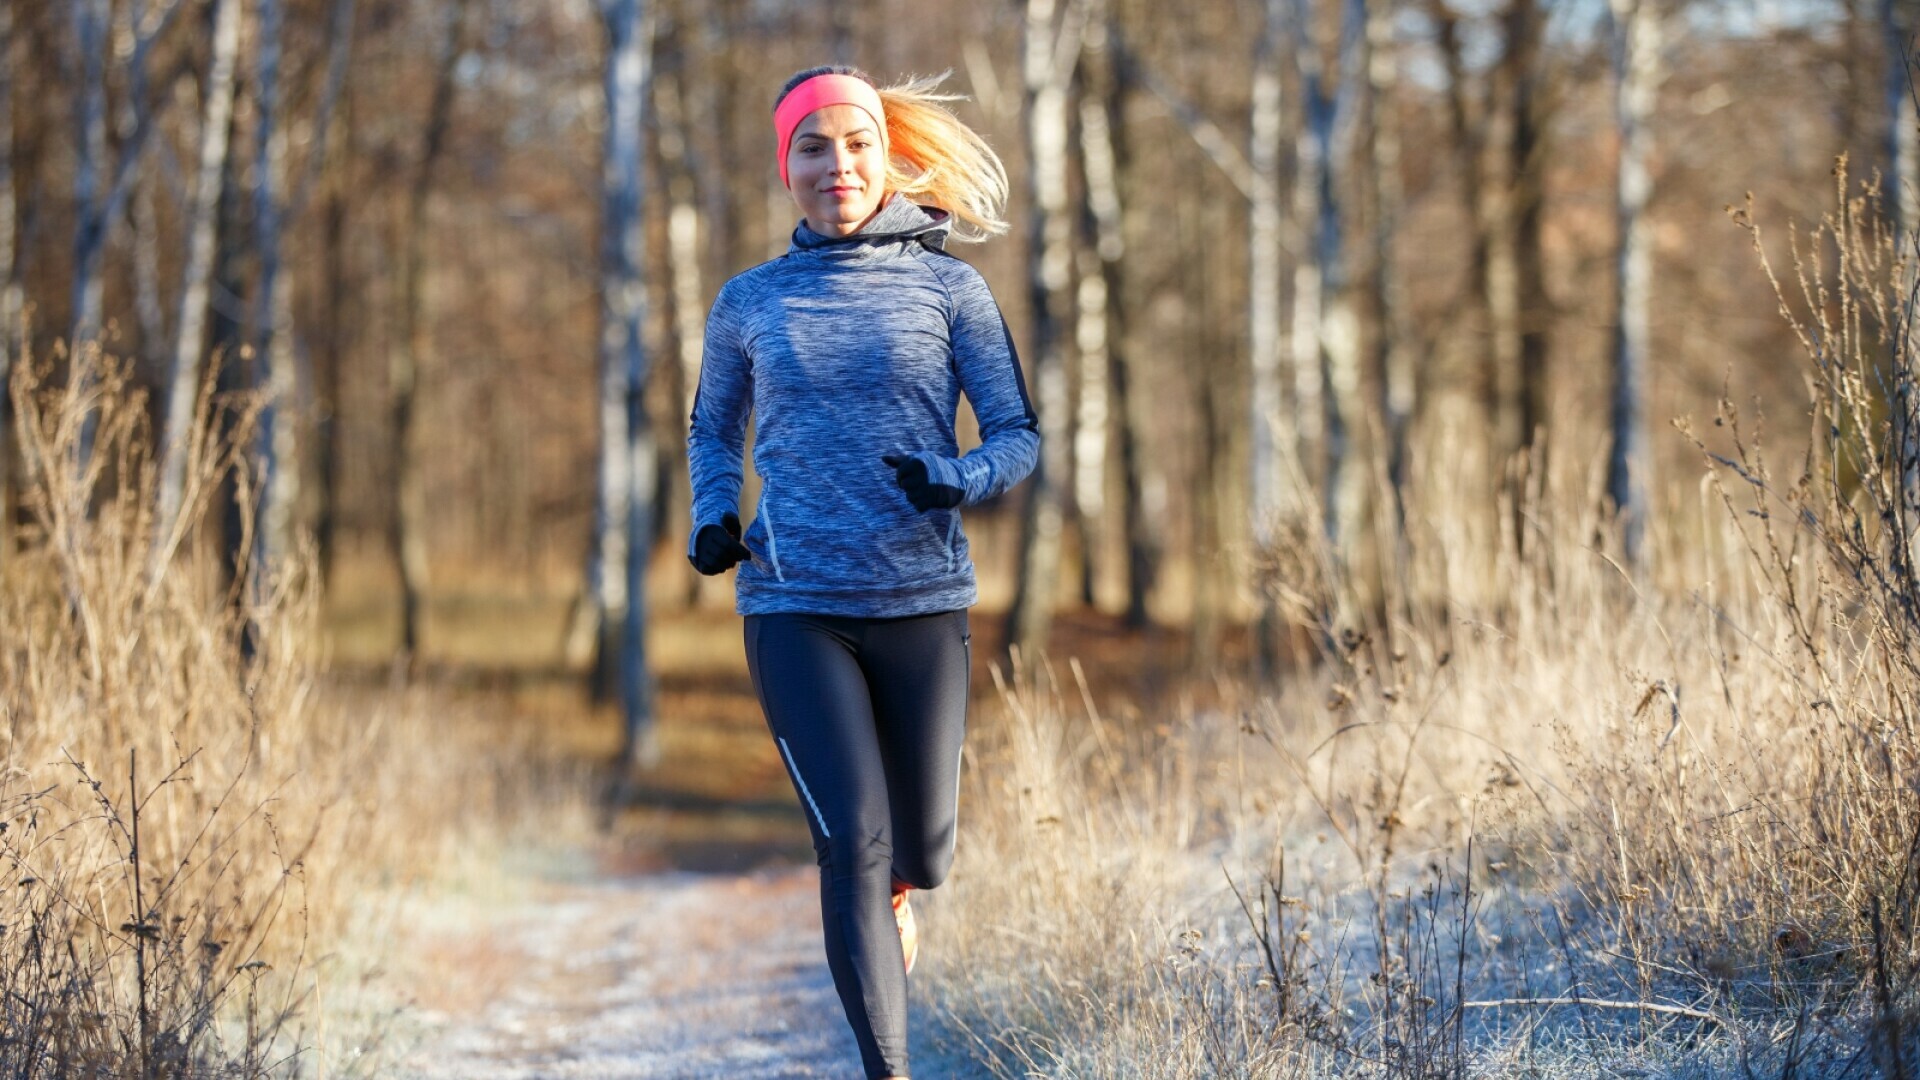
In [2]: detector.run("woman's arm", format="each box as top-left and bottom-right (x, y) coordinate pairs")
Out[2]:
(686, 280), (752, 559)
(927, 257), (1041, 506)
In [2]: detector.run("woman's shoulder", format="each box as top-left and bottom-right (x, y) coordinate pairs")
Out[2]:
(707, 260), (807, 326)
(916, 247), (998, 310)
(717, 258), (794, 301)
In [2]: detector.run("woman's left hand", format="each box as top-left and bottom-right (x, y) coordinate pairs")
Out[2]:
(881, 453), (966, 512)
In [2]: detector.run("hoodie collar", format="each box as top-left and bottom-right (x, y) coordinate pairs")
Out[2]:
(790, 193), (952, 255)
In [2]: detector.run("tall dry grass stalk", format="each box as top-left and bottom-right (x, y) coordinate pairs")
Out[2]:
(923, 163), (1920, 1076)
(0, 347), (571, 1076)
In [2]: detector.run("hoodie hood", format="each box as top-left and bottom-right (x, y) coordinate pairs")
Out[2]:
(790, 193), (952, 254)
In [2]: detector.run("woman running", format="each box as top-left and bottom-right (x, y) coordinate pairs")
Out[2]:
(684, 66), (1040, 1079)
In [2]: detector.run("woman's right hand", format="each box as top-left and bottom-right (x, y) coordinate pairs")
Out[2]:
(690, 512), (753, 575)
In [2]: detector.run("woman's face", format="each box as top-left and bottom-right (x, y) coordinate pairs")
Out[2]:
(786, 104), (886, 238)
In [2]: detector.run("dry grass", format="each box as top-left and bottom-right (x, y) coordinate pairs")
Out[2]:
(0, 347), (589, 1077)
(918, 167), (1920, 1077)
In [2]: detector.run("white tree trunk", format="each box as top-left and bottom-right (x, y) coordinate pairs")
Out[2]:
(652, 51), (708, 607)
(69, 0), (110, 350)
(1322, 0), (1369, 559)
(1071, 11), (1115, 607)
(1887, 0), (1919, 239)
(595, 0), (657, 766)
(1606, 0), (1663, 569)
(1081, 3), (1155, 628)
(153, 0), (243, 569)
(120, 0), (166, 373)
(1888, 0), (1920, 569)
(1006, 0), (1082, 659)
(253, 0), (296, 576)
(1249, 0), (1286, 554)
(0, 0), (14, 564)
(1366, 0), (1412, 523)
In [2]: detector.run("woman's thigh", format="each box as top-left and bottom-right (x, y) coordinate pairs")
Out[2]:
(743, 612), (890, 857)
(860, 609), (970, 889)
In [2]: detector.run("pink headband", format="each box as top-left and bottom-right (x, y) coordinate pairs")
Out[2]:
(774, 74), (887, 188)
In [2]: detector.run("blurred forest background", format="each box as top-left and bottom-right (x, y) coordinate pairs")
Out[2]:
(4, 0), (1904, 748)
(9, 0), (1920, 1073)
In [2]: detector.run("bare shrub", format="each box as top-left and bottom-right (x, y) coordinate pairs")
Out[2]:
(0, 345), (322, 1074)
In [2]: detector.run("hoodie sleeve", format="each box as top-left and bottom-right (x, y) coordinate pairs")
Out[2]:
(686, 278), (752, 559)
(937, 258), (1041, 507)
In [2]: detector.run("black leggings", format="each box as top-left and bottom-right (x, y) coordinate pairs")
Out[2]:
(743, 608), (971, 1079)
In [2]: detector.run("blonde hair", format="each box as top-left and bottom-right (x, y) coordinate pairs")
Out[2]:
(777, 67), (1009, 243)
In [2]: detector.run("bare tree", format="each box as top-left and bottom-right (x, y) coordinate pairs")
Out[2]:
(0, 0), (14, 563)
(1507, 0), (1549, 480)
(253, 0), (292, 574)
(154, 0), (243, 570)
(1248, 0), (1288, 675)
(1886, 0), (1918, 240)
(1318, 0), (1370, 562)
(1606, 0), (1664, 569)
(651, 4), (705, 606)
(251, 0), (355, 576)
(118, 0), (164, 374)
(1888, 0), (1920, 565)
(1006, 0), (1083, 661)
(386, 0), (468, 659)
(592, 0), (659, 766)
(1361, 0), (1414, 594)
(68, 0), (179, 353)
(1086, 3), (1157, 630)
(68, 0), (110, 350)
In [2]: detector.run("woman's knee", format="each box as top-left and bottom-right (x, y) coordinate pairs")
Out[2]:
(891, 839), (953, 891)
(822, 824), (895, 881)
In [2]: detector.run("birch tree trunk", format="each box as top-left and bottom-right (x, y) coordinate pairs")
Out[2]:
(69, 0), (110, 351)
(303, 0), (356, 589)
(1088, 9), (1157, 629)
(1072, 0), (1135, 615)
(1006, 0), (1082, 661)
(594, 0), (658, 766)
(252, 0), (296, 575)
(1322, 0), (1369, 585)
(1428, 0), (1498, 468)
(0, 0), (14, 564)
(1363, 0), (1414, 601)
(1070, 239), (1104, 607)
(1509, 0), (1549, 486)
(1248, 0), (1287, 675)
(1887, 0), (1920, 569)
(652, 21), (705, 608)
(1886, 0), (1918, 240)
(387, 0), (465, 660)
(1288, 72), (1326, 503)
(69, 0), (178, 358)
(1606, 0), (1663, 570)
(154, 0), (244, 568)
(121, 0), (165, 373)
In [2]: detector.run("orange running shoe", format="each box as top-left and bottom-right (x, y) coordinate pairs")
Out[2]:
(893, 886), (918, 975)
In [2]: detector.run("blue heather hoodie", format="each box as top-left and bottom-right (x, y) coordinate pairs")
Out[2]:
(686, 195), (1041, 617)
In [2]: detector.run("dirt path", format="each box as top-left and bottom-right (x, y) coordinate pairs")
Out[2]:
(395, 864), (974, 1079)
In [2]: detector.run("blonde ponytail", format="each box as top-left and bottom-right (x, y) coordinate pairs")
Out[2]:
(876, 73), (1009, 243)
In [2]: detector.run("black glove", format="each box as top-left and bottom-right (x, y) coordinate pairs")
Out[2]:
(881, 453), (966, 512)
(689, 511), (753, 575)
